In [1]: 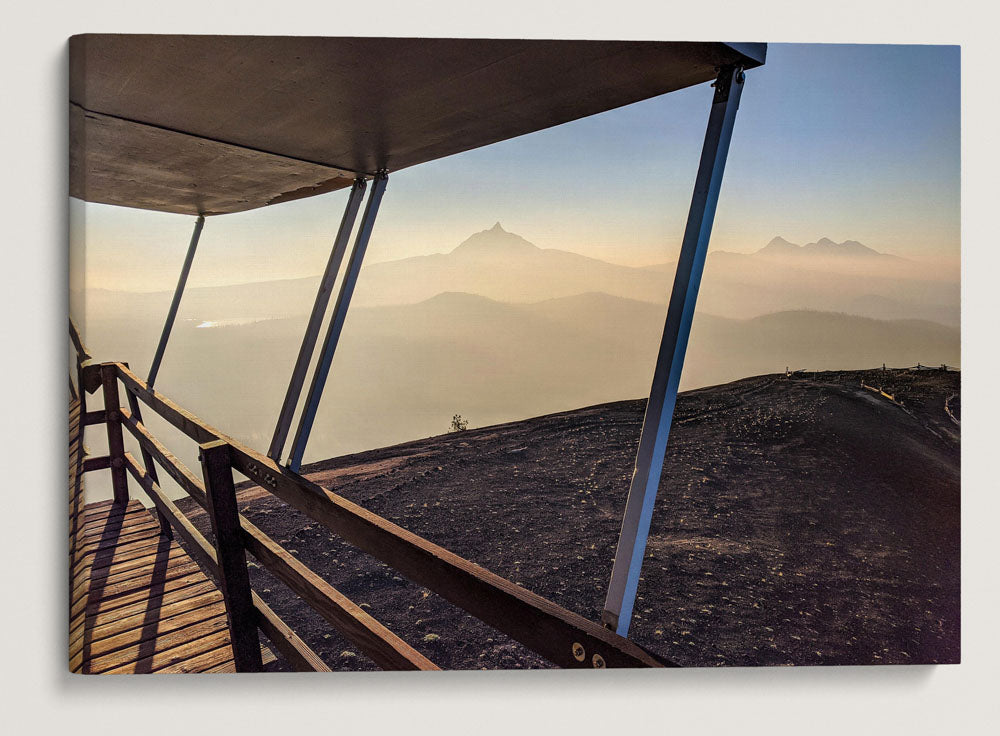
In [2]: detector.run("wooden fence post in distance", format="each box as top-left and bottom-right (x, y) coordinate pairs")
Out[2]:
(200, 440), (263, 672)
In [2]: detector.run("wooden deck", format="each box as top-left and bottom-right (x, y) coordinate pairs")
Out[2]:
(69, 398), (239, 674)
(66, 362), (669, 672)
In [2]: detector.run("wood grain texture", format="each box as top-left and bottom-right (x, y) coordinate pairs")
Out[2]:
(122, 453), (221, 578)
(252, 594), (331, 672)
(114, 415), (326, 671)
(100, 364), (130, 505)
(228, 445), (668, 668)
(114, 361), (669, 668)
(69, 397), (238, 674)
(199, 441), (263, 672)
(68, 498), (237, 674)
(242, 516), (437, 670)
(81, 455), (111, 472)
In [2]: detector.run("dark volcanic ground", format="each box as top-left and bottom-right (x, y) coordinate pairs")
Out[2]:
(178, 368), (960, 670)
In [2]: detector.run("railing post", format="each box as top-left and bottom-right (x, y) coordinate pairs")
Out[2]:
(199, 440), (263, 672)
(100, 364), (129, 505)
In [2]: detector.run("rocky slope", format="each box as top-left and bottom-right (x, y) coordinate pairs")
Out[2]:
(179, 368), (960, 670)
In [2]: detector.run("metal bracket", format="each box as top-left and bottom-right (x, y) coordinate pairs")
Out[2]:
(711, 65), (744, 104)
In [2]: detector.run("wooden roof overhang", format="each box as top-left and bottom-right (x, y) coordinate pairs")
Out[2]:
(69, 35), (765, 216)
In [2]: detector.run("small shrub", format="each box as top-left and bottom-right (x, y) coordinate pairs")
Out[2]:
(449, 413), (469, 432)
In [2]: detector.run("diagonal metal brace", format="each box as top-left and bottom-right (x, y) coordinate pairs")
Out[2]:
(288, 171), (389, 472)
(268, 178), (368, 462)
(601, 66), (746, 637)
(126, 214), (204, 535)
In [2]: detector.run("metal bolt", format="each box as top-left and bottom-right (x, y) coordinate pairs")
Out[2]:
(592, 653), (606, 669)
(572, 642), (586, 662)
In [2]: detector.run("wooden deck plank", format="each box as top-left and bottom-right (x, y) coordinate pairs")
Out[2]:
(75, 525), (165, 554)
(100, 629), (233, 675)
(73, 536), (173, 574)
(79, 500), (154, 527)
(70, 580), (220, 652)
(80, 498), (144, 520)
(72, 561), (202, 610)
(72, 606), (229, 672)
(205, 646), (277, 673)
(156, 641), (238, 674)
(72, 545), (191, 590)
(85, 590), (225, 643)
(85, 613), (231, 673)
(72, 573), (210, 621)
(73, 541), (186, 580)
(69, 398), (303, 675)
(75, 509), (154, 534)
(70, 404), (237, 675)
(78, 517), (160, 542)
(73, 553), (198, 598)
(82, 580), (219, 626)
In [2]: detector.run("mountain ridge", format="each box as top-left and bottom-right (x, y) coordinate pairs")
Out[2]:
(80, 225), (960, 332)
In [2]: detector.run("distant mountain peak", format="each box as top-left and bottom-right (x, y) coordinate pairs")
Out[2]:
(755, 236), (892, 260)
(756, 236), (801, 255)
(803, 237), (883, 257)
(451, 223), (540, 255)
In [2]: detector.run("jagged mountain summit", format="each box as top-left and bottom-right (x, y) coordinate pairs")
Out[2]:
(354, 223), (663, 306)
(755, 236), (898, 260)
(450, 222), (541, 255)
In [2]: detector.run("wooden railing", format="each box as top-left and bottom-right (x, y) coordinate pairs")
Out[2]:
(74, 352), (671, 671)
(69, 317), (90, 403)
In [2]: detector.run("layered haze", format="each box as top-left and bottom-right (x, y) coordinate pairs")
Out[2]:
(77, 223), (960, 504)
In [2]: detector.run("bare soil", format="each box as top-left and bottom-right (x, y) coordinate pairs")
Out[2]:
(178, 368), (960, 670)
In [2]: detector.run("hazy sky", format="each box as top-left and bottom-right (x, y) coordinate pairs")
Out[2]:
(72, 43), (960, 292)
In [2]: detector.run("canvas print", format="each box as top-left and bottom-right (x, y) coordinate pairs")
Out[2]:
(68, 36), (959, 673)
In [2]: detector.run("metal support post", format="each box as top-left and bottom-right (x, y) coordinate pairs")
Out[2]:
(268, 178), (368, 462)
(601, 66), (746, 637)
(147, 214), (205, 388)
(125, 214), (204, 533)
(287, 171), (388, 472)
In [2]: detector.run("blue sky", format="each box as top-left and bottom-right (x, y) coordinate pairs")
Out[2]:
(74, 43), (960, 291)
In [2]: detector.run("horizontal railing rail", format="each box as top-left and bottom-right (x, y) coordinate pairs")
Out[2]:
(118, 408), (434, 671)
(75, 359), (670, 671)
(74, 366), (329, 671)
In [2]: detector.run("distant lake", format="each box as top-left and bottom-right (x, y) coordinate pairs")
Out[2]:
(189, 317), (272, 329)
